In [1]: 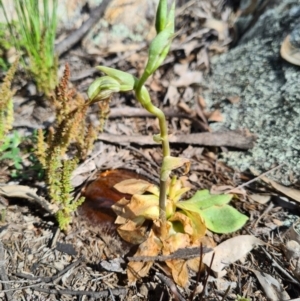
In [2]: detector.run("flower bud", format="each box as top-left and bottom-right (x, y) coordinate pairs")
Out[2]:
(88, 76), (120, 102)
(96, 66), (137, 91)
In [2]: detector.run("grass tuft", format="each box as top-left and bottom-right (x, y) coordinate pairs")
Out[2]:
(0, 0), (58, 96)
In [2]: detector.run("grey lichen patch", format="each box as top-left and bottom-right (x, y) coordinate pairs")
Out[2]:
(203, 0), (300, 184)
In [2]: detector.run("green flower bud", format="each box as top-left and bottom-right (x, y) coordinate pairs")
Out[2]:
(138, 1), (175, 86)
(155, 0), (168, 34)
(88, 76), (120, 102)
(96, 66), (137, 91)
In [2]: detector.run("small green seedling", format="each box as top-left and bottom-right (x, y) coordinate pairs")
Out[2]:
(0, 131), (22, 170)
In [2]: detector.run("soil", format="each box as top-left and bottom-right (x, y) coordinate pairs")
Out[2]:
(1, 1), (300, 300)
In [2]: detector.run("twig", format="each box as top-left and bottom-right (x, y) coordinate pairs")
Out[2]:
(127, 246), (212, 262)
(260, 246), (300, 287)
(0, 241), (13, 301)
(55, 0), (110, 56)
(50, 227), (60, 249)
(227, 164), (285, 193)
(252, 202), (274, 229)
(109, 107), (190, 119)
(108, 288), (116, 301)
(235, 245), (300, 287)
(176, 0), (196, 16)
(156, 272), (185, 301)
(33, 287), (127, 298)
(189, 244), (203, 301)
(14, 257), (84, 283)
(124, 145), (160, 169)
(98, 130), (255, 149)
(199, 252), (215, 301)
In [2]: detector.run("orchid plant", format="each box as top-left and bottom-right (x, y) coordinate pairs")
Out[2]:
(87, 0), (248, 287)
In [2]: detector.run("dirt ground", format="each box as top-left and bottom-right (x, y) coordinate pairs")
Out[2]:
(1, 0), (300, 300)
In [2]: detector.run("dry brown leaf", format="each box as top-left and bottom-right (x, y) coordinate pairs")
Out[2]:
(281, 34), (300, 66)
(149, 79), (163, 92)
(181, 40), (200, 57)
(203, 235), (264, 274)
(171, 70), (202, 87)
(203, 18), (229, 41)
(165, 259), (189, 288)
(198, 95), (207, 109)
(163, 85), (180, 106)
(227, 95), (240, 104)
(248, 193), (271, 204)
(114, 179), (153, 195)
(127, 229), (161, 284)
(177, 101), (193, 114)
(197, 47), (210, 70)
(168, 213), (194, 237)
(129, 194), (159, 219)
(207, 109), (224, 122)
(163, 232), (190, 255)
(117, 218), (148, 245)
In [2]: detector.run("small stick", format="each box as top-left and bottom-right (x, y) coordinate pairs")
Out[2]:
(0, 241), (13, 301)
(33, 287), (127, 298)
(127, 246), (212, 262)
(98, 130), (255, 149)
(189, 243), (203, 301)
(260, 246), (300, 287)
(14, 257), (84, 283)
(50, 227), (60, 249)
(227, 164), (285, 193)
(156, 272), (185, 301)
(252, 202), (274, 229)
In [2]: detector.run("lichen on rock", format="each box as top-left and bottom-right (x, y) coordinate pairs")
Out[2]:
(203, 0), (300, 185)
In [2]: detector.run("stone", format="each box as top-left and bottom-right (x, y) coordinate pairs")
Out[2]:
(203, 0), (300, 184)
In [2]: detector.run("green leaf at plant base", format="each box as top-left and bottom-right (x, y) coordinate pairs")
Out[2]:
(177, 189), (233, 212)
(200, 205), (248, 234)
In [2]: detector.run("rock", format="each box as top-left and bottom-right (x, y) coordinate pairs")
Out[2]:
(203, 0), (300, 185)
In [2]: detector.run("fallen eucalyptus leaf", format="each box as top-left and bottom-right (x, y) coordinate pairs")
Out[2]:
(252, 269), (290, 301)
(250, 167), (300, 203)
(203, 235), (264, 273)
(0, 184), (58, 214)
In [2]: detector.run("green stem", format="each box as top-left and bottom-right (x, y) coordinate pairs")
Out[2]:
(135, 85), (170, 233)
